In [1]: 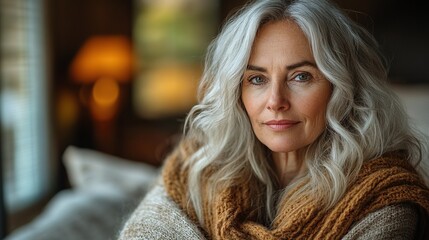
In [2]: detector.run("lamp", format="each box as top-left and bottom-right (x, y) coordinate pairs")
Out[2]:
(70, 35), (133, 121)
(70, 35), (133, 83)
(69, 35), (133, 153)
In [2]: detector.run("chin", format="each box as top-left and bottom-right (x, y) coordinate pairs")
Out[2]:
(265, 144), (299, 153)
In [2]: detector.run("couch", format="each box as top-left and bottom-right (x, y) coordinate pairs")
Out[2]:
(5, 146), (160, 240)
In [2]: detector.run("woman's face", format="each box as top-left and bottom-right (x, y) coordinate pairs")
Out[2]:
(241, 20), (332, 153)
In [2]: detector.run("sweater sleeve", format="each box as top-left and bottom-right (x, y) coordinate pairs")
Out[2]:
(342, 204), (419, 240)
(117, 181), (206, 240)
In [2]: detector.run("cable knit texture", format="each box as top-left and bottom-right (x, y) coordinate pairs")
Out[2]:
(162, 152), (429, 239)
(118, 179), (206, 240)
(118, 184), (418, 239)
(342, 204), (418, 239)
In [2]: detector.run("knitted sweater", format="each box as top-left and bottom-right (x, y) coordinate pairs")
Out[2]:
(118, 153), (429, 239)
(118, 183), (419, 239)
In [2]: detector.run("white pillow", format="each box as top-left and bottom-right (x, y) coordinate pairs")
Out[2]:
(63, 146), (160, 197)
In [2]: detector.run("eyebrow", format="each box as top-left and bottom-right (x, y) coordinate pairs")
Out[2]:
(246, 60), (317, 72)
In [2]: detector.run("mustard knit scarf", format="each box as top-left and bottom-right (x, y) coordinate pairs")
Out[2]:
(163, 153), (429, 239)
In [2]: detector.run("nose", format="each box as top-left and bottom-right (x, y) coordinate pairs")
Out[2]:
(267, 83), (290, 112)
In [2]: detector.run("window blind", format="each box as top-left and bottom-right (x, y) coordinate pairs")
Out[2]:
(0, 0), (53, 213)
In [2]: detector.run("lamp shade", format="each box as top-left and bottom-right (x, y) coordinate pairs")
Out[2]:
(70, 35), (133, 83)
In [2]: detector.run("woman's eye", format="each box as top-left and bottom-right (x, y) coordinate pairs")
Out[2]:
(292, 72), (311, 82)
(249, 76), (265, 85)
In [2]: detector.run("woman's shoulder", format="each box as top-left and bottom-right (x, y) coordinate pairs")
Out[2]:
(343, 203), (421, 240)
(117, 181), (206, 240)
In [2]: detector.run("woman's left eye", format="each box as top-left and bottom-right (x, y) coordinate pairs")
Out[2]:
(292, 72), (312, 82)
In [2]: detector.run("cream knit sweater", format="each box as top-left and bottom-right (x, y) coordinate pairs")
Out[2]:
(118, 182), (419, 240)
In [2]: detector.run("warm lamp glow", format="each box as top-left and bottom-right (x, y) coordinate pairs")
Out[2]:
(56, 89), (79, 131)
(90, 77), (120, 121)
(70, 35), (133, 83)
(92, 77), (119, 107)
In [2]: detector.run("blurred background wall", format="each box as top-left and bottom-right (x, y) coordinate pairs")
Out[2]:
(1, 0), (428, 236)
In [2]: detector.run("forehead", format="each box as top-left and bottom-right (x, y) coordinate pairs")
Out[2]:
(249, 20), (314, 64)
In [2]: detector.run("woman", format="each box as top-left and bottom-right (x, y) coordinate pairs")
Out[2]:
(119, 0), (429, 239)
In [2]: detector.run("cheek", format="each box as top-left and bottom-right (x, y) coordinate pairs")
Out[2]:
(308, 110), (327, 138)
(242, 102), (259, 128)
(301, 91), (330, 132)
(241, 90), (260, 122)
(307, 100), (327, 121)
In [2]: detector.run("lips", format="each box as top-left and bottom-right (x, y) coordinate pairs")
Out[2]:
(264, 119), (300, 130)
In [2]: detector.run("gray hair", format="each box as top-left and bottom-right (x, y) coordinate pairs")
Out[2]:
(180, 0), (424, 225)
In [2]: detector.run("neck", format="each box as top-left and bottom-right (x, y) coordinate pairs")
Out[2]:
(272, 151), (307, 187)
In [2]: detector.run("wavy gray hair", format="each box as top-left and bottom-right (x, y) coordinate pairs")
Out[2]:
(180, 0), (424, 225)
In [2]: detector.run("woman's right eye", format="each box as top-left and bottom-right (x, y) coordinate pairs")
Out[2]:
(249, 76), (265, 85)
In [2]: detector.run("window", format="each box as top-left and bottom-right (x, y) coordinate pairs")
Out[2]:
(1, 0), (53, 219)
(133, 0), (218, 118)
